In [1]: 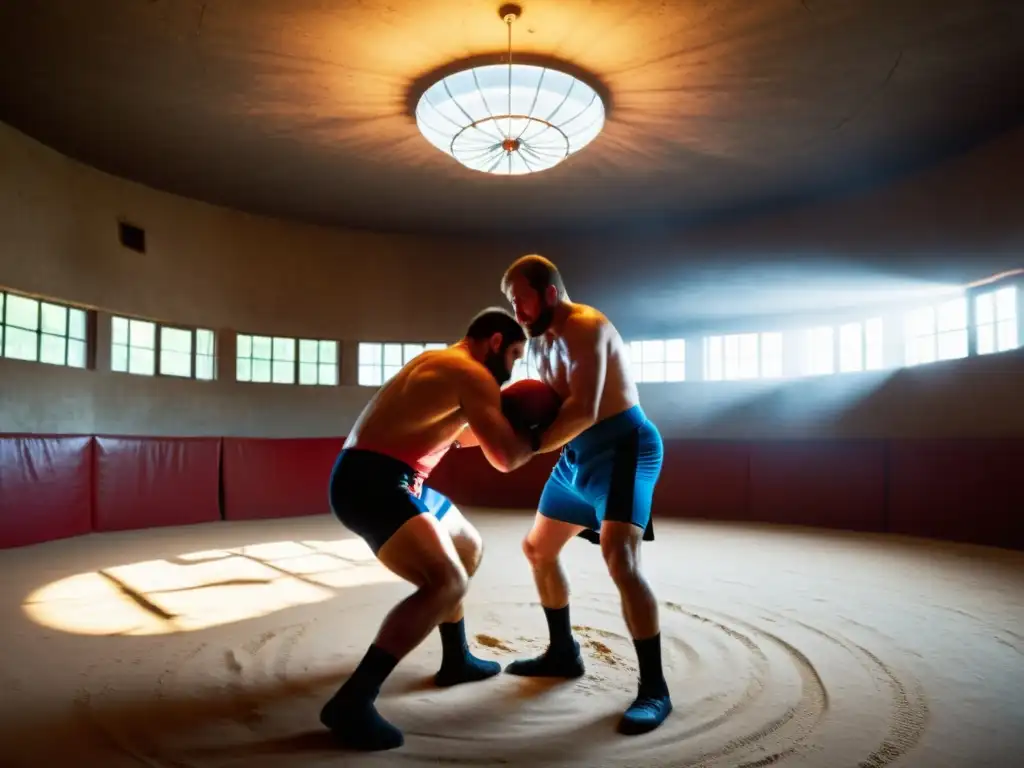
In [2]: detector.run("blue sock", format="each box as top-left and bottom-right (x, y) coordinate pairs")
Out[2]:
(434, 618), (501, 687)
(320, 644), (404, 750)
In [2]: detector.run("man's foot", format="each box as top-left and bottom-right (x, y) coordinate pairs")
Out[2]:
(617, 685), (672, 735)
(434, 652), (502, 687)
(504, 641), (586, 678)
(320, 695), (404, 751)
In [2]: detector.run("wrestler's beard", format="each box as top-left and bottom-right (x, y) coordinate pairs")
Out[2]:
(526, 305), (554, 338)
(484, 350), (512, 387)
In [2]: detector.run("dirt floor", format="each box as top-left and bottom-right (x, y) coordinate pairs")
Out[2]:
(1, 509), (1022, 767)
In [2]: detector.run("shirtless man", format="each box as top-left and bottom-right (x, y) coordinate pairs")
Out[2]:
(499, 254), (672, 735)
(320, 307), (535, 751)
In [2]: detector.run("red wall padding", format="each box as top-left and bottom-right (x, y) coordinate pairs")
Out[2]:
(93, 436), (222, 532)
(0, 435), (93, 549)
(748, 440), (887, 532)
(430, 448), (559, 509)
(654, 441), (750, 521)
(222, 437), (344, 520)
(887, 439), (1024, 550)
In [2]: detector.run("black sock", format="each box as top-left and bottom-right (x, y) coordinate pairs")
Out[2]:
(340, 644), (399, 703)
(544, 605), (574, 652)
(439, 619), (469, 661)
(634, 633), (668, 695)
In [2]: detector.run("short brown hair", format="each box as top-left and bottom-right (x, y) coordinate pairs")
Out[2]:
(500, 254), (566, 299)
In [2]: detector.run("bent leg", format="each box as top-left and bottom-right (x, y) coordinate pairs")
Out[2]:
(432, 501), (501, 687)
(321, 512), (468, 750)
(504, 508), (589, 679)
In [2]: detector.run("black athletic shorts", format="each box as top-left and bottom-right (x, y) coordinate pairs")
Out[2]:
(328, 448), (453, 554)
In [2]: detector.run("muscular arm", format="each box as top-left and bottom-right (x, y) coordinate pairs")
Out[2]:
(536, 317), (608, 454)
(457, 365), (533, 472)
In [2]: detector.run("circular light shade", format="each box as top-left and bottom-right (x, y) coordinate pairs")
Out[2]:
(415, 63), (605, 175)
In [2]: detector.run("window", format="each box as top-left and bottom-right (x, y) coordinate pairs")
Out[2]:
(838, 319), (884, 373)
(112, 316), (216, 379)
(975, 285), (1018, 355)
(803, 326), (835, 376)
(1, 291), (87, 368)
(904, 296), (967, 366)
(629, 339), (686, 382)
(509, 347), (540, 382)
(357, 341), (446, 386)
(236, 333), (338, 385)
(704, 332), (782, 380)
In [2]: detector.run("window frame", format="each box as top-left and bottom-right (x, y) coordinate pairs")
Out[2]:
(235, 331), (339, 386)
(1, 289), (90, 369)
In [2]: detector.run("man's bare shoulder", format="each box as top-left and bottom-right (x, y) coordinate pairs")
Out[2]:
(419, 347), (490, 388)
(563, 303), (613, 342)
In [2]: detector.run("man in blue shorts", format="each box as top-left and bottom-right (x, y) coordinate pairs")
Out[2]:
(321, 308), (537, 751)
(500, 254), (671, 736)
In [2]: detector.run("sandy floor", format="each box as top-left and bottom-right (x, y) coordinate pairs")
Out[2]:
(1, 509), (1022, 767)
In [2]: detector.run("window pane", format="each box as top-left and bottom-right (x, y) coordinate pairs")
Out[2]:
(196, 329), (215, 356)
(761, 333), (783, 378)
(251, 359), (271, 382)
(272, 360), (294, 384)
(937, 329), (967, 361)
(40, 334), (67, 365)
(630, 340), (643, 366)
(319, 363), (338, 385)
(864, 318), (883, 370)
(641, 362), (665, 382)
(112, 343), (129, 372)
(806, 327), (834, 375)
(838, 322), (863, 372)
(6, 295), (39, 330)
(299, 339), (319, 363)
(358, 343), (381, 365)
(5, 327), (38, 361)
(937, 297), (966, 332)
(299, 361), (318, 384)
(997, 319), (1018, 352)
(905, 307), (934, 337)
(665, 362), (686, 381)
(67, 339), (86, 368)
(664, 339), (685, 362)
(723, 335), (741, 380)
(273, 337), (295, 361)
(640, 340), (664, 363)
(236, 357), (252, 381)
(236, 333), (252, 357)
(975, 293), (995, 325)
(320, 340), (337, 363)
(129, 319), (156, 349)
(995, 286), (1016, 320)
(251, 335), (272, 359)
(909, 336), (935, 366)
(977, 324), (995, 354)
(424, 342), (446, 351)
(358, 364), (382, 386)
(161, 349), (192, 377)
(40, 302), (67, 335)
(383, 344), (403, 366)
(403, 343), (424, 363)
(112, 316), (129, 345)
(705, 337), (723, 381)
(161, 327), (192, 354)
(129, 347), (155, 375)
(196, 355), (215, 380)
(68, 308), (87, 341)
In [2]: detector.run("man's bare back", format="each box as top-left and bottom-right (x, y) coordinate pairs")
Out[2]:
(345, 347), (474, 476)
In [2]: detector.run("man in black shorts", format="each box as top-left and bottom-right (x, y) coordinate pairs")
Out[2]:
(321, 308), (536, 751)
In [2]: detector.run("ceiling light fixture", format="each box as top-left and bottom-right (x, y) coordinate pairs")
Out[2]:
(414, 4), (605, 176)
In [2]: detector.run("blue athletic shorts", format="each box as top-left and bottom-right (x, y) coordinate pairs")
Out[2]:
(328, 448), (453, 554)
(538, 405), (663, 540)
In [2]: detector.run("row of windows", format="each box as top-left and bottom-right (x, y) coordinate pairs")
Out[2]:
(1, 285), (1020, 385)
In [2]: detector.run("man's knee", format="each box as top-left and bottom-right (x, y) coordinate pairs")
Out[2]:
(425, 558), (470, 604)
(600, 523), (644, 585)
(452, 530), (483, 576)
